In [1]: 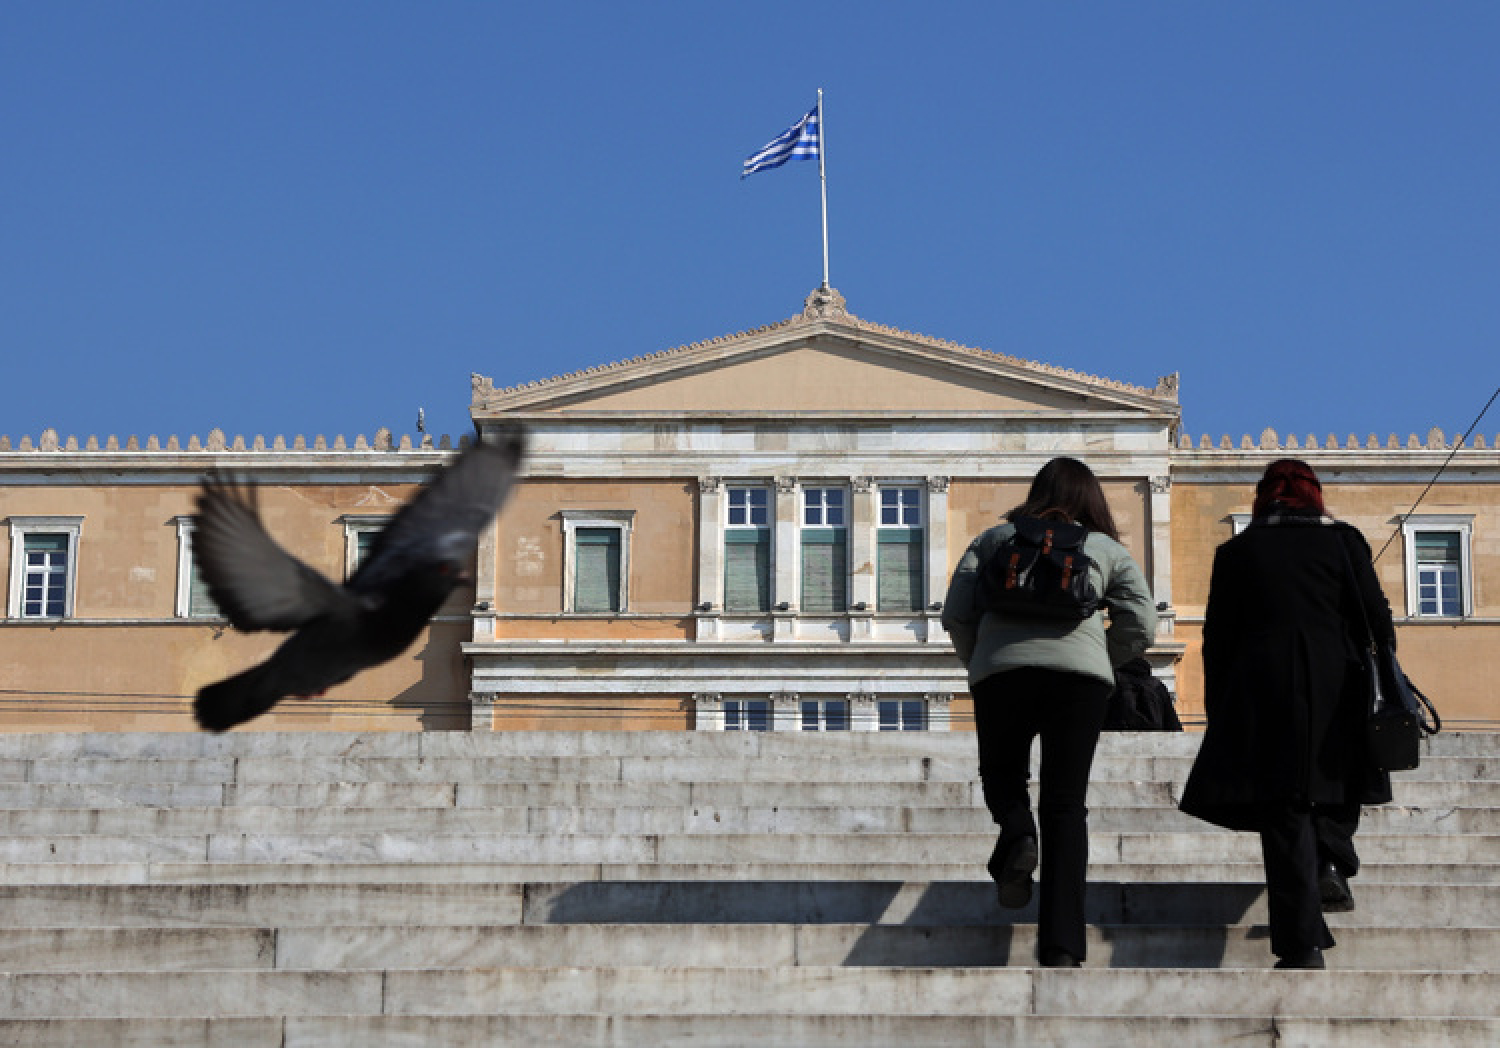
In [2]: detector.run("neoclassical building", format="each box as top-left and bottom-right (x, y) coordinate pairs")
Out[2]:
(3, 289), (1496, 731)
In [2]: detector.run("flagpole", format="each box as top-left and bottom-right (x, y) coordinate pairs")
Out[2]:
(817, 88), (830, 289)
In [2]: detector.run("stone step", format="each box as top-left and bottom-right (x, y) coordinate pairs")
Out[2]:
(1, 802), (1491, 836)
(4, 922), (1489, 974)
(0, 729), (1490, 759)
(0, 728), (1490, 1042)
(1, 829), (1494, 865)
(0, 880), (1490, 929)
(3, 1015), (1498, 1048)
(0, 883), (524, 927)
(5, 859), (1498, 887)
(518, 879), (1497, 929)
(7, 753), (1498, 785)
(6, 777), (1500, 811)
(2, 966), (1497, 1021)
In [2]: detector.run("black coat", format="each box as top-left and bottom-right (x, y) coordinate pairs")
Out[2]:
(1179, 517), (1394, 831)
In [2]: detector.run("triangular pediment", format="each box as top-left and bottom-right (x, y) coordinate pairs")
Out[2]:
(472, 289), (1178, 420)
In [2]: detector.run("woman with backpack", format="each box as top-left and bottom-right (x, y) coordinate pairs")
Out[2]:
(942, 456), (1157, 967)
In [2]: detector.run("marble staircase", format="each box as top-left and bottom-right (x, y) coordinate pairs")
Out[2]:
(0, 729), (1495, 1046)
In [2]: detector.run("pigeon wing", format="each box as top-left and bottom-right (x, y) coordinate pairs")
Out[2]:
(350, 428), (526, 594)
(193, 476), (353, 632)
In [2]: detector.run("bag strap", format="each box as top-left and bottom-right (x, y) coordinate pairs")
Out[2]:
(1408, 679), (1443, 736)
(1334, 527), (1378, 653)
(1338, 529), (1442, 737)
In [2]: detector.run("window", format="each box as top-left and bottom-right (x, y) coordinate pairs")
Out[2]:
(1401, 515), (1473, 618)
(879, 699), (927, 732)
(574, 528), (622, 612)
(725, 486), (771, 613)
(724, 699), (770, 732)
(801, 699), (849, 731)
(801, 486), (847, 613)
(173, 518), (220, 618)
(7, 517), (82, 619)
(1415, 534), (1461, 615)
(21, 535), (69, 618)
(878, 487), (925, 612)
(341, 516), (390, 579)
(728, 486), (770, 527)
(561, 511), (634, 614)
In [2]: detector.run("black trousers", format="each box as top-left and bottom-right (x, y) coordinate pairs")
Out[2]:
(972, 667), (1112, 961)
(1257, 801), (1361, 960)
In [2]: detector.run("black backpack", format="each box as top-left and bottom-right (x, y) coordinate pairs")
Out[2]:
(976, 515), (1101, 621)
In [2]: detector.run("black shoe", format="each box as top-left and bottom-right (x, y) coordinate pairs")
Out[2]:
(1319, 862), (1355, 913)
(1038, 947), (1081, 968)
(987, 835), (1038, 909)
(1274, 948), (1326, 969)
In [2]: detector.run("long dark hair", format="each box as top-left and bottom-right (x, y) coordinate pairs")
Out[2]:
(1251, 458), (1327, 520)
(1007, 456), (1120, 541)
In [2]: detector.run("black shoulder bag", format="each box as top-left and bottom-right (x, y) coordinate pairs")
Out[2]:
(1339, 533), (1440, 772)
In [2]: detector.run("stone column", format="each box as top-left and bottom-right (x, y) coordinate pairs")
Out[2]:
(695, 478), (726, 640)
(923, 476), (952, 642)
(771, 691), (800, 732)
(472, 515), (498, 643)
(1149, 474), (1174, 636)
(773, 476), (799, 639)
(848, 477), (876, 639)
(925, 691), (953, 732)
(848, 691), (878, 732)
(692, 691), (723, 731)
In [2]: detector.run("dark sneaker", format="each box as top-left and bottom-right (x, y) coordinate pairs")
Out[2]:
(1319, 862), (1355, 913)
(988, 835), (1038, 909)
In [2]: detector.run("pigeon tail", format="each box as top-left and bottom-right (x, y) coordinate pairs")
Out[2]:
(194, 664), (285, 733)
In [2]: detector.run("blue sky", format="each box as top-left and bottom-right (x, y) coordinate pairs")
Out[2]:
(4, 3), (1498, 448)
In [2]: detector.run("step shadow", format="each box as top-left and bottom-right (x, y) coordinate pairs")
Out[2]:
(527, 879), (1265, 968)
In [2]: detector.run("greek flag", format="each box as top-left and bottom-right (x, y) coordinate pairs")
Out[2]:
(742, 105), (820, 178)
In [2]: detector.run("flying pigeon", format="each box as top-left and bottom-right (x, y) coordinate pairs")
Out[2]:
(191, 428), (526, 732)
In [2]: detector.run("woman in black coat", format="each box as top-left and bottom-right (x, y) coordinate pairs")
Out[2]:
(1179, 458), (1394, 969)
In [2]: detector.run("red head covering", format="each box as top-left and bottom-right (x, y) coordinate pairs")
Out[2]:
(1252, 458), (1327, 519)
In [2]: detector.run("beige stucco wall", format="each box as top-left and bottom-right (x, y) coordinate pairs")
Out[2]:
(487, 694), (692, 731)
(945, 477), (1156, 585)
(525, 343), (1098, 415)
(493, 477), (697, 632)
(1, 480), (473, 731)
(8, 464), (1495, 732)
(0, 619), (472, 731)
(1171, 475), (1500, 727)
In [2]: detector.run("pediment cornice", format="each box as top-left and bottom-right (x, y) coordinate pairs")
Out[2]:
(472, 287), (1180, 418)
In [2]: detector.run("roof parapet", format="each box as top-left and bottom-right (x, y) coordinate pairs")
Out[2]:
(0, 428), (472, 453)
(1176, 427), (1488, 452)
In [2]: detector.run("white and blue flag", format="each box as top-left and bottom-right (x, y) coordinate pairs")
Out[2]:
(742, 105), (820, 179)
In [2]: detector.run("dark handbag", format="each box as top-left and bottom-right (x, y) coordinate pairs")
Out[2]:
(1363, 644), (1441, 772)
(1340, 535), (1441, 771)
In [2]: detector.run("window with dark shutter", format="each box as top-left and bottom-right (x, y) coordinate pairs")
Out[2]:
(877, 529), (924, 612)
(724, 530), (771, 612)
(574, 527), (622, 613)
(801, 527), (847, 613)
(187, 552), (220, 618)
(877, 488), (925, 612)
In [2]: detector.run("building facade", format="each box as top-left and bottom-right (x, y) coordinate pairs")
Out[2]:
(3, 289), (1496, 731)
